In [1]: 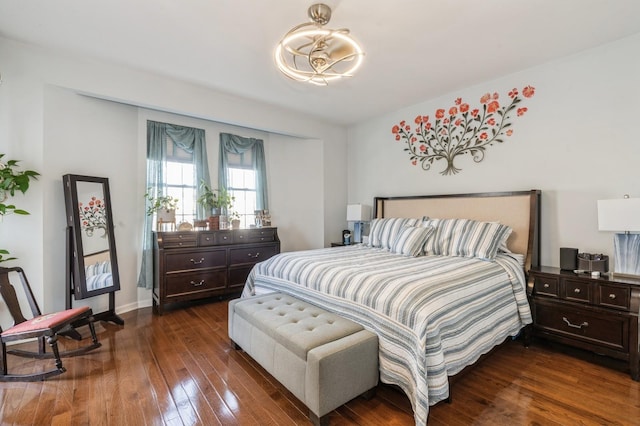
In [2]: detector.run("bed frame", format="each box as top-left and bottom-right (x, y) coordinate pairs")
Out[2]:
(374, 189), (541, 274)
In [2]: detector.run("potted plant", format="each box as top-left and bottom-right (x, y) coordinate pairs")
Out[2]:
(197, 181), (235, 230)
(0, 154), (40, 262)
(230, 211), (241, 229)
(144, 190), (179, 225)
(197, 181), (234, 215)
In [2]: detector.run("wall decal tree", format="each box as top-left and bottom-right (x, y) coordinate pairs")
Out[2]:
(392, 86), (535, 175)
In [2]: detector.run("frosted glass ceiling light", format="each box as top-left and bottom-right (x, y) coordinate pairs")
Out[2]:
(275, 3), (364, 86)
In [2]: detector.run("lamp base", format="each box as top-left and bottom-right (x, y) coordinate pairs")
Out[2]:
(613, 233), (640, 277)
(353, 222), (363, 244)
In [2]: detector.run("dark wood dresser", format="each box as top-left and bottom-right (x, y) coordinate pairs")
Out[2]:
(153, 227), (280, 314)
(528, 266), (639, 380)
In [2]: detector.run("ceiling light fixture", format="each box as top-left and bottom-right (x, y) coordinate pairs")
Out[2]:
(274, 3), (364, 86)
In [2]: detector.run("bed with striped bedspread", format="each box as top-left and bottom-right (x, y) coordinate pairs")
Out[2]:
(242, 244), (532, 426)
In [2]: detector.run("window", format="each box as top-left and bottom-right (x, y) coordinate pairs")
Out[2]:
(227, 167), (257, 228)
(163, 136), (196, 225)
(219, 132), (268, 229)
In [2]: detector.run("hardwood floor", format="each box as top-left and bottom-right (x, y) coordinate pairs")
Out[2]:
(1, 298), (639, 425)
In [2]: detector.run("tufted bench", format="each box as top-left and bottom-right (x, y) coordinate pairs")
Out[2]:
(228, 292), (379, 426)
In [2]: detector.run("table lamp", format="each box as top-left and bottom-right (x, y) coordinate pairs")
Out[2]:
(346, 204), (371, 244)
(597, 195), (640, 277)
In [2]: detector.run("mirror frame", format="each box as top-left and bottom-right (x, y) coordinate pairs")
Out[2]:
(63, 174), (121, 300)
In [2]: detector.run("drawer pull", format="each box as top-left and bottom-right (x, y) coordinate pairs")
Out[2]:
(205, 237), (212, 241)
(562, 317), (588, 329)
(573, 288), (581, 294)
(222, 236), (228, 240)
(609, 293), (616, 299)
(190, 257), (205, 265)
(543, 283), (550, 288)
(247, 252), (261, 259)
(190, 280), (205, 287)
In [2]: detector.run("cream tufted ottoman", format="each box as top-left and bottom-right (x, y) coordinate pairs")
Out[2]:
(228, 292), (379, 426)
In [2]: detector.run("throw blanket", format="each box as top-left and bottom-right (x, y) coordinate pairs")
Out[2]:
(242, 245), (531, 425)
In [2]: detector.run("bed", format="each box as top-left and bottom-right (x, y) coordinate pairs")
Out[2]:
(242, 190), (541, 425)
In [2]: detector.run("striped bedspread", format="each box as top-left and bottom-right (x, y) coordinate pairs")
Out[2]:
(242, 245), (532, 425)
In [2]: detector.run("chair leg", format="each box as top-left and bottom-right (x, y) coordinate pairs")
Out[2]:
(88, 316), (99, 346)
(1, 342), (7, 375)
(47, 335), (64, 372)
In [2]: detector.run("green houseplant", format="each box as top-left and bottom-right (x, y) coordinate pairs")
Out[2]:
(197, 181), (234, 215)
(229, 210), (241, 229)
(0, 154), (40, 262)
(144, 190), (179, 216)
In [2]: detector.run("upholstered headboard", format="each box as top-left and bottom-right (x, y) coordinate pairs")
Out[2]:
(374, 190), (541, 271)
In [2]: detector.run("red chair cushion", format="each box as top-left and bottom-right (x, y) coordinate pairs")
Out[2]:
(1, 307), (91, 337)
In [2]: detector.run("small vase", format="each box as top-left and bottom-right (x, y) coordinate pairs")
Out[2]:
(231, 219), (241, 229)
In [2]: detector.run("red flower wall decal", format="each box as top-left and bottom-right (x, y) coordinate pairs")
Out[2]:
(392, 85), (535, 175)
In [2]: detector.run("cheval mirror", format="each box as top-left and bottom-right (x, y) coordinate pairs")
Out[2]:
(63, 174), (123, 325)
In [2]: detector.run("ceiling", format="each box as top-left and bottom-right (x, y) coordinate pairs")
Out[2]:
(1, 0), (640, 126)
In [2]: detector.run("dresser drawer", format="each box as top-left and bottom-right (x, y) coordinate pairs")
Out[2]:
(534, 302), (628, 352)
(229, 244), (279, 265)
(562, 279), (591, 303)
(598, 284), (630, 310)
(533, 275), (560, 297)
(198, 231), (234, 246)
(159, 232), (197, 248)
(165, 250), (227, 271)
(165, 270), (227, 296)
(235, 228), (276, 244)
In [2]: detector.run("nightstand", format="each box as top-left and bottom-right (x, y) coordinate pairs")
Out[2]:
(528, 266), (639, 380)
(331, 242), (354, 247)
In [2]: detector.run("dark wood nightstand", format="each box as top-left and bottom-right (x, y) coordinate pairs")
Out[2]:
(528, 266), (639, 380)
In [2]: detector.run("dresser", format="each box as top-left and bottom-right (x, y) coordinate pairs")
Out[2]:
(528, 266), (639, 380)
(153, 227), (280, 314)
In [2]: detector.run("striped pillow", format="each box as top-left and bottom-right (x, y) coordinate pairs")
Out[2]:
(426, 218), (512, 260)
(368, 217), (420, 249)
(390, 226), (434, 257)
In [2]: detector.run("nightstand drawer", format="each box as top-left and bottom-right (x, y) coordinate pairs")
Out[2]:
(535, 302), (628, 352)
(598, 284), (630, 310)
(533, 275), (560, 297)
(563, 279), (591, 303)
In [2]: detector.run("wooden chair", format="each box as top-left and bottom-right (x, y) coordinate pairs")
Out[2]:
(0, 266), (101, 381)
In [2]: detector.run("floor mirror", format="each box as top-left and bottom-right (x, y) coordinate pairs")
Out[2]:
(63, 174), (124, 325)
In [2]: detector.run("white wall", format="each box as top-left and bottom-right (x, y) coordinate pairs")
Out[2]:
(0, 36), (347, 316)
(347, 33), (640, 268)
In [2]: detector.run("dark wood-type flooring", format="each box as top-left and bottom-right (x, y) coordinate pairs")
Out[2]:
(1, 298), (639, 425)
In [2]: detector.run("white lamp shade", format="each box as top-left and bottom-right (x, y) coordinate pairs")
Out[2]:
(346, 204), (371, 222)
(597, 198), (640, 232)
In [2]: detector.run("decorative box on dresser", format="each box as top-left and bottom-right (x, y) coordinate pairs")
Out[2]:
(153, 227), (280, 315)
(528, 266), (640, 380)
